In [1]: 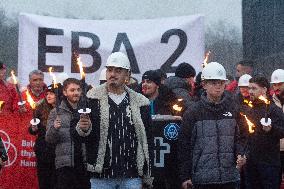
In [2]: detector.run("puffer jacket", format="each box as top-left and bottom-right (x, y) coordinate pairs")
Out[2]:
(45, 99), (85, 170)
(179, 92), (244, 185)
(164, 76), (193, 108)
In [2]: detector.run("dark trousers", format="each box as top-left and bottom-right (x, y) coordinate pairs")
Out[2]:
(194, 182), (237, 189)
(37, 162), (56, 189)
(245, 163), (280, 189)
(56, 166), (90, 189)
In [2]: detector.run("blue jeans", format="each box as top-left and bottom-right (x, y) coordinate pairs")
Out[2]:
(90, 178), (142, 189)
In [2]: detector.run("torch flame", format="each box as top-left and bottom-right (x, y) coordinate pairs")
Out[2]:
(240, 113), (255, 133)
(26, 91), (36, 109)
(48, 67), (57, 88)
(173, 104), (183, 112)
(202, 50), (211, 68)
(77, 57), (85, 80)
(0, 101), (4, 110)
(11, 70), (18, 85)
(243, 99), (253, 108)
(258, 95), (270, 105)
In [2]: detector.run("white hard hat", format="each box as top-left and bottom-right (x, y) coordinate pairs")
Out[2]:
(238, 74), (252, 87)
(105, 52), (130, 70)
(201, 62), (227, 81)
(99, 68), (107, 81)
(270, 69), (284, 84)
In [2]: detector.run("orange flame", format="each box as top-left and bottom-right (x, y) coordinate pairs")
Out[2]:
(0, 101), (4, 110)
(240, 113), (255, 133)
(48, 67), (57, 88)
(243, 99), (253, 108)
(11, 70), (18, 84)
(202, 50), (211, 68)
(173, 104), (183, 112)
(26, 91), (36, 109)
(76, 57), (85, 80)
(258, 95), (270, 105)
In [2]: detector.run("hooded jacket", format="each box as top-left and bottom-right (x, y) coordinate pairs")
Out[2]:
(179, 92), (243, 185)
(164, 76), (193, 108)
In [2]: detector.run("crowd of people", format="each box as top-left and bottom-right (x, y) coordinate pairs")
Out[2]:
(0, 51), (284, 189)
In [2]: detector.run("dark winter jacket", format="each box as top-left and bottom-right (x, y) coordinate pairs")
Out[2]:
(72, 84), (153, 186)
(242, 99), (284, 166)
(164, 76), (193, 108)
(29, 99), (55, 164)
(179, 92), (244, 185)
(152, 85), (184, 116)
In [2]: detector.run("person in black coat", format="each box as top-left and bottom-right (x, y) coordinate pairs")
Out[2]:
(243, 76), (284, 189)
(28, 84), (62, 189)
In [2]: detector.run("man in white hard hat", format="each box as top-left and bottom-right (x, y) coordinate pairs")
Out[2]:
(179, 62), (246, 189)
(235, 74), (253, 107)
(74, 52), (153, 189)
(270, 69), (284, 185)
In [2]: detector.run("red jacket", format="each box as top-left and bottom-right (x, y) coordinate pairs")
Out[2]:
(0, 81), (18, 113)
(21, 84), (47, 112)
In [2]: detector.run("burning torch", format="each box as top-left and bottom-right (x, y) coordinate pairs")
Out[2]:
(202, 50), (211, 68)
(243, 99), (253, 108)
(258, 95), (271, 126)
(172, 98), (184, 117)
(48, 67), (60, 113)
(26, 90), (40, 125)
(236, 112), (255, 169)
(77, 57), (91, 114)
(11, 70), (26, 106)
(0, 101), (4, 112)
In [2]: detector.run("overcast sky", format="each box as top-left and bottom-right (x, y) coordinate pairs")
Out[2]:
(2, 0), (242, 29)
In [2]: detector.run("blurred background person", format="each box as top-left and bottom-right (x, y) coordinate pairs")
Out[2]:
(0, 61), (18, 113)
(164, 62), (196, 109)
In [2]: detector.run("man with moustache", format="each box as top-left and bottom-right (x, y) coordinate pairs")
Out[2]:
(179, 62), (245, 189)
(243, 76), (284, 189)
(74, 52), (153, 189)
(46, 78), (90, 189)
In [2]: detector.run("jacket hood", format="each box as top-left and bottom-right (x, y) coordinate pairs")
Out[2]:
(164, 76), (190, 91)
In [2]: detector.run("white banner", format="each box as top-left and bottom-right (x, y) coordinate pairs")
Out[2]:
(18, 13), (204, 86)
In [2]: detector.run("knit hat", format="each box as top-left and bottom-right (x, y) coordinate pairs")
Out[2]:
(47, 83), (63, 98)
(0, 61), (6, 70)
(142, 70), (161, 86)
(175, 62), (196, 78)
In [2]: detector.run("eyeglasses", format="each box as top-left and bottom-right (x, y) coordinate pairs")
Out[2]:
(206, 80), (226, 85)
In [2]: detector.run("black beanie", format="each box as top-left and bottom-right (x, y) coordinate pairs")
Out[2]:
(47, 83), (63, 98)
(175, 62), (196, 78)
(142, 70), (161, 86)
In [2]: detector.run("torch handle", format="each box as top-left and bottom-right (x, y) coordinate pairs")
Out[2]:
(15, 84), (23, 103)
(265, 104), (268, 122)
(55, 88), (60, 113)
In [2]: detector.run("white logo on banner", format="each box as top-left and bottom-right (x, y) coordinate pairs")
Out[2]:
(154, 137), (170, 168)
(18, 13), (204, 86)
(0, 130), (17, 167)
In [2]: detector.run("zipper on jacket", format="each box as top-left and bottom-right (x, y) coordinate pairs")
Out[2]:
(215, 119), (222, 182)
